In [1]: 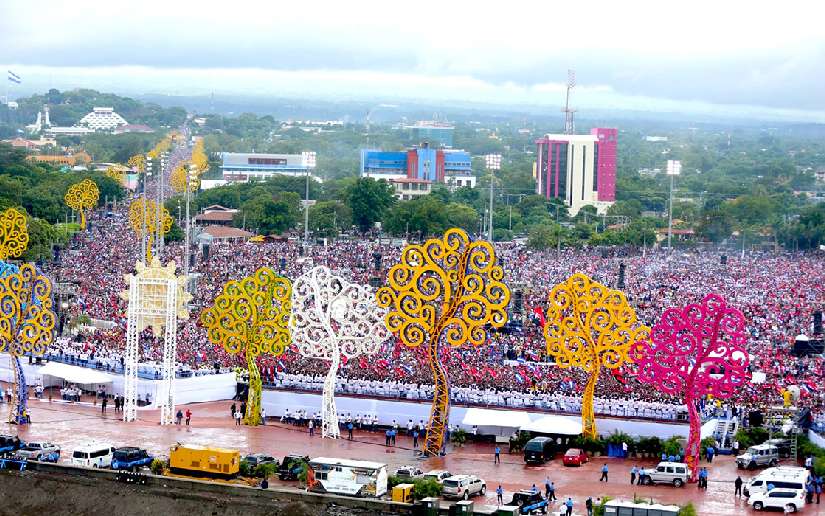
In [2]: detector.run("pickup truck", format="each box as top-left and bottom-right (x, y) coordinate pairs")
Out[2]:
(111, 447), (153, 471)
(15, 442), (60, 462)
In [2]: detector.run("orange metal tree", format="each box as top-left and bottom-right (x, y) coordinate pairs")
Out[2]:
(543, 273), (649, 438)
(376, 228), (510, 455)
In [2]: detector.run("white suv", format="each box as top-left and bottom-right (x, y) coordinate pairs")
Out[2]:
(644, 461), (689, 487)
(442, 474), (487, 500)
(737, 444), (779, 470)
(749, 488), (805, 512)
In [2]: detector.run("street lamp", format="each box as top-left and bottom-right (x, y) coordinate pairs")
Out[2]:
(484, 154), (502, 242)
(301, 151), (317, 246)
(666, 159), (682, 250)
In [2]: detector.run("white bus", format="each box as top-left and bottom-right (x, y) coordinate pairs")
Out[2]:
(307, 457), (388, 497)
(71, 442), (115, 468)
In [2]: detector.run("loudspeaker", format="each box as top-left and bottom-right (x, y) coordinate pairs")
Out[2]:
(279, 257), (286, 272)
(369, 276), (382, 288)
(202, 243), (210, 261)
(514, 290), (523, 314)
(189, 253), (196, 268)
(299, 245), (304, 257)
(814, 311), (822, 335)
(372, 252), (382, 271)
(748, 411), (764, 427)
(618, 262), (626, 289)
(793, 337), (824, 356)
(721, 255), (727, 265)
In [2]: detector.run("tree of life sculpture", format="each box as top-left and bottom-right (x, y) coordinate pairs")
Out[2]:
(170, 162), (200, 193)
(129, 196), (173, 262)
(632, 293), (750, 481)
(376, 228), (510, 455)
(0, 263), (56, 424)
(0, 208), (29, 266)
(543, 273), (650, 439)
(128, 154), (146, 174)
(64, 178), (99, 230)
(290, 266), (387, 438)
(200, 267), (291, 426)
(105, 166), (126, 185)
(119, 259), (191, 424)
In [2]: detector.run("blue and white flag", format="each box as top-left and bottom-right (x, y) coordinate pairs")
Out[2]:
(7, 70), (21, 84)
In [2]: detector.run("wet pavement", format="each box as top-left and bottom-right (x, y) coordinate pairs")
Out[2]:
(2, 390), (822, 515)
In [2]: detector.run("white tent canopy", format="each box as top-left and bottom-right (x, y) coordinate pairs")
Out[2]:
(462, 408), (532, 428)
(520, 414), (582, 435)
(38, 362), (114, 387)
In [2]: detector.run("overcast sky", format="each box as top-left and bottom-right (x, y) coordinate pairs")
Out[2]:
(2, 0), (824, 120)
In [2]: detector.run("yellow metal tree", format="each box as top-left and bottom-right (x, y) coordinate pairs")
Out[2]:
(127, 154), (146, 173)
(543, 273), (650, 438)
(128, 196), (173, 262)
(200, 267), (291, 425)
(64, 179), (99, 230)
(170, 162), (199, 193)
(105, 166), (126, 185)
(0, 208), (29, 263)
(376, 228), (510, 455)
(0, 263), (56, 423)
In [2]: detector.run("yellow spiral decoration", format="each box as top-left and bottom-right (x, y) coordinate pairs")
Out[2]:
(200, 267), (291, 425)
(128, 196), (174, 263)
(0, 208), (29, 261)
(0, 263), (55, 357)
(64, 179), (99, 230)
(543, 272), (650, 438)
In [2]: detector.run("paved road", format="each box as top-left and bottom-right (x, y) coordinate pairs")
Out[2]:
(2, 394), (819, 515)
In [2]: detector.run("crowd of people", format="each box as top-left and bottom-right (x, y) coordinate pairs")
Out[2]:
(37, 198), (825, 431)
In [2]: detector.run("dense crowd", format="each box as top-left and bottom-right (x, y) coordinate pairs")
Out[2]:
(39, 198), (825, 426)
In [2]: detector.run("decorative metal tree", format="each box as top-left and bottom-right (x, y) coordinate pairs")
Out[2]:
(200, 267), (291, 425)
(543, 273), (650, 439)
(129, 196), (173, 262)
(376, 228), (510, 455)
(290, 266), (387, 438)
(105, 166), (126, 185)
(0, 207), (28, 279)
(64, 178), (99, 230)
(0, 263), (56, 424)
(127, 154), (146, 174)
(632, 293), (750, 481)
(119, 259), (191, 424)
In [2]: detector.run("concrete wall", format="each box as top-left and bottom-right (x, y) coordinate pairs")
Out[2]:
(0, 462), (411, 516)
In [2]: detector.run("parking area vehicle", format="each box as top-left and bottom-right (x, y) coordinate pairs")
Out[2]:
(737, 444), (779, 469)
(523, 437), (555, 464)
(0, 435), (23, 455)
(306, 457), (388, 497)
(278, 454), (308, 480)
(749, 488), (805, 512)
(169, 444), (240, 478)
(507, 490), (548, 514)
(15, 442), (60, 462)
(422, 469), (451, 483)
(244, 453), (277, 467)
(644, 461), (689, 487)
(562, 448), (588, 467)
(111, 447), (153, 471)
(71, 443), (115, 468)
(765, 438), (793, 458)
(393, 465), (423, 479)
(442, 474), (486, 500)
(744, 467), (810, 497)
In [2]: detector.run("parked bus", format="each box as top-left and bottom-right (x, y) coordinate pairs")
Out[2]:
(307, 457), (388, 497)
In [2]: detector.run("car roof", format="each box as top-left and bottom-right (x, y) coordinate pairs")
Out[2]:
(74, 442), (114, 452)
(425, 469), (449, 474)
(656, 461), (688, 467)
(446, 474), (474, 480)
(115, 446), (142, 452)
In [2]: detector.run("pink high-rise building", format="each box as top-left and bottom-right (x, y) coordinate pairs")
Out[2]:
(534, 128), (617, 216)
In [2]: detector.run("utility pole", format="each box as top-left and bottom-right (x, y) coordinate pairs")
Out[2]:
(301, 151), (317, 247)
(666, 160), (681, 250)
(485, 154), (501, 242)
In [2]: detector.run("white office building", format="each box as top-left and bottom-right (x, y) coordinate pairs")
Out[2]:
(78, 107), (128, 131)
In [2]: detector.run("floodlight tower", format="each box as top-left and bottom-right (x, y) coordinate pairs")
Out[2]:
(484, 154), (502, 242)
(563, 69), (577, 135)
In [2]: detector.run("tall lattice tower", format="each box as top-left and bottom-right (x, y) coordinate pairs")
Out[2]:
(562, 69), (576, 134)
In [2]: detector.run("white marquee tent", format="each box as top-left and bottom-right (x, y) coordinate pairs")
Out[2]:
(38, 362), (114, 389)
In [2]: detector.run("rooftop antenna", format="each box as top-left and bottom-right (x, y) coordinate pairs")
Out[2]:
(562, 69), (576, 134)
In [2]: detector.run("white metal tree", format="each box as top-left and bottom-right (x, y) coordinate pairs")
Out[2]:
(290, 266), (387, 438)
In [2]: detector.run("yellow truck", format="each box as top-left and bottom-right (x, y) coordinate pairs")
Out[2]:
(169, 444), (240, 478)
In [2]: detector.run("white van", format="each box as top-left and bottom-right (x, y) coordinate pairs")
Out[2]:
(744, 467), (810, 497)
(71, 442), (115, 468)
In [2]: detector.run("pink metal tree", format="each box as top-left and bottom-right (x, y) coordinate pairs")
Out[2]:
(632, 293), (750, 481)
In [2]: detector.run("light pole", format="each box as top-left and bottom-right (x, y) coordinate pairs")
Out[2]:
(301, 151), (317, 247)
(484, 154), (501, 242)
(666, 160), (681, 250)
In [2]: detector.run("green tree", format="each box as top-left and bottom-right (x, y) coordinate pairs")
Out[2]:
(444, 202), (479, 234)
(345, 178), (396, 232)
(235, 193), (299, 235)
(697, 208), (733, 243)
(383, 196), (448, 238)
(309, 200), (352, 238)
